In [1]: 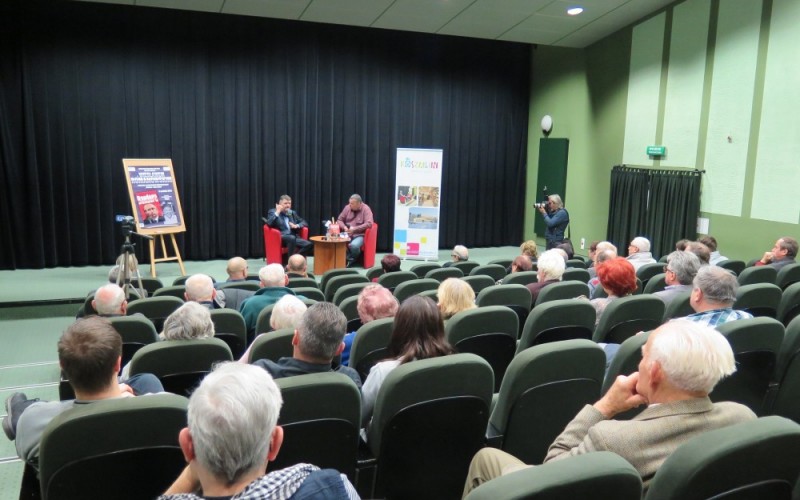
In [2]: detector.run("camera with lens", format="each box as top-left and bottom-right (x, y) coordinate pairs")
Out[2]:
(534, 202), (546, 209)
(115, 215), (137, 235)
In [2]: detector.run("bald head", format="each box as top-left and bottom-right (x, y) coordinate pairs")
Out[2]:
(185, 274), (215, 302)
(287, 254), (307, 276)
(93, 284), (127, 315)
(226, 257), (248, 281)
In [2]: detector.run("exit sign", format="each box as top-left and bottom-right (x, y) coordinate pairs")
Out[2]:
(647, 146), (666, 157)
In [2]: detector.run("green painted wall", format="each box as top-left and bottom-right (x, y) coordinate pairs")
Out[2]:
(528, 0), (798, 261)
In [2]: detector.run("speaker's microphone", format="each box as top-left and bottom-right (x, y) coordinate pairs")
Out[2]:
(286, 209), (293, 216)
(261, 217), (269, 224)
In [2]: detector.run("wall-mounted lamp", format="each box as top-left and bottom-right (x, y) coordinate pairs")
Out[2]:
(541, 114), (553, 137)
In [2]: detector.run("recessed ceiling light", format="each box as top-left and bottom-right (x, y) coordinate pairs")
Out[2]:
(567, 6), (584, 16)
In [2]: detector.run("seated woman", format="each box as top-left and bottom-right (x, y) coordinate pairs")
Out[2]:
(437, 278), (476, 320)
(120, 301), (215, 380)
(590, 257), (638, 326)
(360, 296), (455, 432)
(520, 240), (539, 265)
(373, 254), (402, 282)
(238, 294), (307, 363)
(342, 284), (399, 365)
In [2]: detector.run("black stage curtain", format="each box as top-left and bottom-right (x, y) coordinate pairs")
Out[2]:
(606, 166), (701, 259)
(0, 0), (530, 270)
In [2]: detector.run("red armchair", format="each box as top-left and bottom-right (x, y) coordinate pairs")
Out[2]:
(263, 225), (310, 265)
(361, 223), (378, 269)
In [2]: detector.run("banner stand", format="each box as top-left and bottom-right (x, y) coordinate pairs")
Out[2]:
(392, 148), (443, 261)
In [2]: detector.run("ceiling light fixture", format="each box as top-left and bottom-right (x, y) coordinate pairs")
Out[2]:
(567, 6), (584, 15)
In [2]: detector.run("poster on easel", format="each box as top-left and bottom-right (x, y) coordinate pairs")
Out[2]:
(392, 148), (443, 261)
(122, 159), (186, 277)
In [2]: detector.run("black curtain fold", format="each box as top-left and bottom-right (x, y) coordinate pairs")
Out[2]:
(0, 0), (530, 269)
(606, 166), (701, 259)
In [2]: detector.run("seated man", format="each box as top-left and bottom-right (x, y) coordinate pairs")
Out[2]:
(222, 256), (248, 282)
(462, 319), (756, 496)
(754, 236), (798, 270)
(4, 317), (163, 465)
(684, 241), (711, 265)
(252, 303), (361, 389)
(685, 265), (753, 327)
(286, 254), (309, 278)
(698, 235), (727, 265)
(587, 241), (617, 280)
(159, 362), (358, 499)
(184, 274), (223, 309)
(337, 194), (374, 268)
(239, 295), (308, 363)
(526, 249), (565, 306)
(239, 264), (298, 334)
(265, 194), (312, 257)
(93, 284), (129, 317)
(652, 251), (701, 306)
(626, 236), (657, 271)
(443, 245), (469, 268)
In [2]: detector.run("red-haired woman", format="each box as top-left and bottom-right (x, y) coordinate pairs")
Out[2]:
(591, 257), (638, 326)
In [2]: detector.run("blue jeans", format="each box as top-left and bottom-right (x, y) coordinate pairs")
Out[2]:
(348, 235), (364, 262)
(125, 373), (165, 395)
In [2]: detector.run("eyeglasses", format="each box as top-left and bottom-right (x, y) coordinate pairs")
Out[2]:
(663, 266), (674, 273)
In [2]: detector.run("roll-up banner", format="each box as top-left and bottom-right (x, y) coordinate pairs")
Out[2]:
(393, 148), (443, 260)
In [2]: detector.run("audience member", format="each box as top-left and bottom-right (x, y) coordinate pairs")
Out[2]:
(652, 251), (701, 306)
(698, 235), (727, 265)
(586, 241), (600, 269)
(438, 278), (477, 320)
(462, 320), (755, 496)
(265, 194), (312, 257)
(443, 245), (469, 268)
(685, 266), (753, 327)
(239, 264), (297, 334)
(4, 317), (164, 465)
(374, 254), (401, 281)
(159, 362), (357, 499)
(588, 241), (617, 279)
(509, 255), (533, 275)
(251, 303), (361, 388)
(588, 248), (618, 298)
(675, 239), (690, 251)
(239, 295), (308, 363)
(556, 240), (574, 260)
(92, 284), (128, 316)
(536, 194), (570, 250)
(342, 285), (398, 366)
(754, 237), (798, 270)
(684, 241), (710, 265)
(184, 274), (222, 309)
(525, 249), (565, 307)
(626, 236), (657, 271)
(590, 257), (637, 326)
(160, 301), (216, 341)
(223, 257), (248, 282)
(519, 240), (539, 264)
(337, 194), (374, 268)
(286, 254), (309, 278)
(361, 296), (455, 431)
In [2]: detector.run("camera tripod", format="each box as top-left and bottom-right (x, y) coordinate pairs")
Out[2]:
(116, 227), (152, 298)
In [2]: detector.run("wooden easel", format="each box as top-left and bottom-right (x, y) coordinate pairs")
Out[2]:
(149, 233), (186, 278)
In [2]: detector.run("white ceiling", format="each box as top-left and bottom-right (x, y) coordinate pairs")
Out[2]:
(71, 0), (674, 48)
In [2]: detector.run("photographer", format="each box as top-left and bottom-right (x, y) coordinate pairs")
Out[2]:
(536, 194), (570, 250)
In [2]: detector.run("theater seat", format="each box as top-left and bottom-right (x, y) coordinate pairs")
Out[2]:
(361, 223), (378, 269)
(263, 225), (310, 265)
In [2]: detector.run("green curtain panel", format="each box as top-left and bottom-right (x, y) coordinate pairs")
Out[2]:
(607, 166), (701, 259)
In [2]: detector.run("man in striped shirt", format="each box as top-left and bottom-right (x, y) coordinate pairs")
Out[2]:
(684, 266), (753, 328)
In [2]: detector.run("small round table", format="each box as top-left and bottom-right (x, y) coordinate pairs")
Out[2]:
(310, 236), (351, 275)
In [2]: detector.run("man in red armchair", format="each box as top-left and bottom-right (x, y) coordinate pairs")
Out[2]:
(265, 194), (312, 257)
(337, 194), (374, 268)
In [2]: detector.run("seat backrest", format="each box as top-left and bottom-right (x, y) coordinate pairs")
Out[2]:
(778, 282), (800, 327)
(562, 267), (591, 283)
(636, 262), (664, 285)
(393, 278), (440, 304)
(362, 222), (378, 269)
(208, 309), (248, 359)
(255, 303), (277, 335)
(376, 270), (418, 290)
(248, 328), (295, 364)
(289, 286), (324, 303)
(461, 275), (496, 295)
(469, 264), (507, 281)
(319, 268), (359, 292)
(324, 274), (369, 301)
(338, 295), (360, 321)
(643, 273), (667, 294)
(39, 393), (189, 500)
(738, 265), (778, 286)
(128, 338), (233, 396)
(368, 353), (493, 499)
(644, 416), (800, 500)
(476, 284), (532, 310)
(132, 277), (164, 295)
(714, 317), (784, 414)
(349, 317), (395, 382)
(332, 282), (370, 306)
(465, 452), (642, 500)
(452, 261), (480, 274)
(153, 285), (187, 299)
(662, 291), (693, 321)
(565, 258), (587, 269)
(446, 306), (518, 391)
(126, 296), (184, 332)
(518, 299), (595, 353)
(770, 316), (800, 423)
(273, 373), (361, 481)
(776, 263), (800, 290)
(487, 258), (513, 269)
(734, 283), (783, 318)
(409, 262), (441, 278)
(425, 266), (464, 282)
(108, 315), (159, 368)
(592, 295), (665, 344)
(718, 259), (746, 276)
(490, 339), (605, 465)
(218, 280), (260, 292)
(502, 271), (538, 287)
(365, 265), (384, 281)
(286, 277), (318, 290)
(534, 280), (590, 307)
